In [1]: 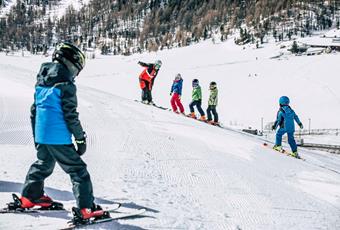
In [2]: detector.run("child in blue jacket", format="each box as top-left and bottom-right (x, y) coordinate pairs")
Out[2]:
(9, 42), (106, 221)
(272, 96), (303, 158)
(170, 73), (184, 114)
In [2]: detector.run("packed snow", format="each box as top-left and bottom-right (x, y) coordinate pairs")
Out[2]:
(0, 34), (340, 229)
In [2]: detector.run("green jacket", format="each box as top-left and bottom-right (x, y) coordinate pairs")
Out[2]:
(192, 86), (202, 101)
(208, 88), (218, 106)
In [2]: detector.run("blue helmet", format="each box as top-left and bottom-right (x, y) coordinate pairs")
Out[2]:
(279, 96), (290, 105)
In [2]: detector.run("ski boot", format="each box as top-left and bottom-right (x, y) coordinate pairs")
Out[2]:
(71, 203), (110, 225)
(207, 120), (215, 125)
(7, 193), (63, 211)
(273, 145), (283, 152)
(188, 112), (196, 119)
(289, 151), (301, 159)
(199, 115), (206, 121)
(213, 122), (221, 127)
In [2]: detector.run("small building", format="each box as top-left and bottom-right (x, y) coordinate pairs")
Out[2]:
(300, 36), (340, 52)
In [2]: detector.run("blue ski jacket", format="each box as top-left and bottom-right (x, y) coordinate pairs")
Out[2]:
(273, 105), (302, 133)
(170, 79), (183, 95)
(31, 62), (85, 144)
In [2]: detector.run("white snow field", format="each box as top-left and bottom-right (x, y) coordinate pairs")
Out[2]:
(0, 37), (340, 229)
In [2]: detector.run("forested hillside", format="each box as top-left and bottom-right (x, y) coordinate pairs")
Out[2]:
(1, 0), (339, 55)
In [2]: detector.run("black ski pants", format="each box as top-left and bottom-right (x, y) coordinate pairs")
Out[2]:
(189, 100), (205, 116)
(22, 144), (94, 209)
(141, 81), (152, 103)
(207, 105), (218, 122)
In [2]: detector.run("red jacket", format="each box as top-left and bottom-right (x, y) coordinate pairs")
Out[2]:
(138, 62), (158, 90)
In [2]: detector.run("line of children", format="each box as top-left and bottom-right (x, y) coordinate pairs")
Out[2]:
(169, 76), (219, 125)
(138, 62), (303, 157)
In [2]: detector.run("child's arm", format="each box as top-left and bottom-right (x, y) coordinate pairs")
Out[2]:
(60, 83), (86, 140)
(138, 61), (152, 68)
(198, 87), (202, 100)
(30, 101), (36, 140)
(294, 112), (303, 129)
(192, 88), (199, 100)
(209, 89), (218, 105)
(178, 82), (182, 96)
(170, 82), (175, 95)
(272, 111), (283, 130)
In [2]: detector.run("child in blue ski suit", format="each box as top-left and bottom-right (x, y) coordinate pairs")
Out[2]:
(272, 96), (303, 158)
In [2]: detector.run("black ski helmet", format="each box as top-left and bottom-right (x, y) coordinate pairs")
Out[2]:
(192, 79), (199, 87)
(52, 42), (85, 76)
(210, 81), (217, 89)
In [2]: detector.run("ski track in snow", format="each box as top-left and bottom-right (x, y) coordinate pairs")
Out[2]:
(65, 86), (340, 229)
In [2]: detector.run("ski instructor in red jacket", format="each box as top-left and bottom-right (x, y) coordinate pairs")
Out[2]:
(138, 60), (162, 105)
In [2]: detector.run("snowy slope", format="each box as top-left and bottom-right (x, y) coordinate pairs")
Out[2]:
(0, 47), (340, 229)
(79, 38), (340, 130)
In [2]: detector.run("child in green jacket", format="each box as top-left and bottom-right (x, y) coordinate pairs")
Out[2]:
(207, 82), (218, 125)
(189, 79), (206, 120)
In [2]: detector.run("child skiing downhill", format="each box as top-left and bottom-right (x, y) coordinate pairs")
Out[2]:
(206, 82), (219, 125)
(272, 96), (303, 158)
(9, 42), (106, 221)
(170, 73), (185, 114)
(138, 60), (162, 105)
(188, 79), (206, 120)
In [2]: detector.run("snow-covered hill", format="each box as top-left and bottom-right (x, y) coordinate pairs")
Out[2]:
(0, 0), (89, 19)
(0, 36), (340, 229)
(75, 37), (340, 130)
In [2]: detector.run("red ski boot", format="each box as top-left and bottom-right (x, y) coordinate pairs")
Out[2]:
(7, 193), (64, 211)
(71, 203), (110, 224)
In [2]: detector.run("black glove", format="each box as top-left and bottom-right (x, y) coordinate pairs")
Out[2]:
(299, 123), (304, 129)
(75, 132), (87, 156)
(138, 61), (141, 65)
(271, 125), (276, 131)
(170, 92), (172, 96)
(76, 139), (86, 156)
(34, 142), (39, 150)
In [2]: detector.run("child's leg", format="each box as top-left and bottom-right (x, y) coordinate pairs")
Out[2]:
(275, 128), (286, 146)
(147, 89), (153, 103)
(287, 132), (298, 152)
(48, 144), (94, 209)
(211, 106), (218, 122)
(141, 88), (148, 101)
(189, 101), (196, 113)
(170, 94), (178, 112)
(22, 144), (56, 201)
(207, 106), (213, 121)
(175, 96), (185, 113)
(196, 101), (205, 116)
